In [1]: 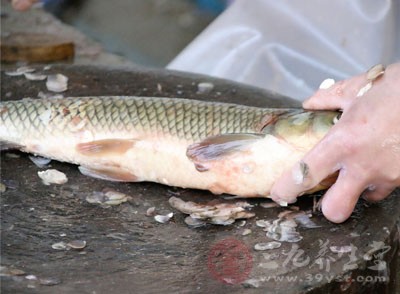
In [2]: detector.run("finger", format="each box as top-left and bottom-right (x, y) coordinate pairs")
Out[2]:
(270, 133), (342, 203)
(320, 171), (366, 223)
(303, 73), (368, 110)
(362, 186), (394, 202)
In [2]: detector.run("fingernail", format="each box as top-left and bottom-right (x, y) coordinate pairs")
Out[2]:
(292, 161), (311, 186)
(319, 78), (336, 90)
(270, 194), (287, 207)
(276, 197), (298, 206)
(277, 200), (288, 207)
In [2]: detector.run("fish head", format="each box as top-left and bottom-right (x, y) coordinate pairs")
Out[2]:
(262, 110), (340, 150)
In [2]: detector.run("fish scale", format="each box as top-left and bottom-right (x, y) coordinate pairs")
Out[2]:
(1, 96), (274, 143)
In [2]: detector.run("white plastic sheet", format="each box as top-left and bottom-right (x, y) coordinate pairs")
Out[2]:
(168, 0), (400, 100)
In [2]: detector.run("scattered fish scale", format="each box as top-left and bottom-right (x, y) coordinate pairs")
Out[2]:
(51, 242), (67, 250)
(0, 266), (26, 276)
(242, 228), (252, 236)
(254, 241), (281, 251)
(169, 196), (254, 226)
(146, 207), (156, 216)
(46, 74), (68, 93)
(265, 219), (303, 243)
(184, 216), (206, 227)
(259, 202), (279, 209)
(5, 66), (36, 76)
(197, 82), (214, 94)
(24, 72), (47, 81)
(330, 245), (353, 253)
(67, 240), (86, 249)
(293, 213), (321, 228)
(39, 277), (61, 286)
(38, 169), (68, 185)
(255, 208), (320, 244)
(154, 212), (173, 224)
(29, 155), (51, 168)
(85, 189), (128, 205)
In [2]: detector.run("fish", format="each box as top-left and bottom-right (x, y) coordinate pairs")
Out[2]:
(0, 96), (340, 197)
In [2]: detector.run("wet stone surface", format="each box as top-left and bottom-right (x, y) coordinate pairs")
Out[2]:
(1, 65), (399, 293)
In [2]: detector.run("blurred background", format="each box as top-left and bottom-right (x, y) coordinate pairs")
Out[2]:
(42, 0), (231, 67)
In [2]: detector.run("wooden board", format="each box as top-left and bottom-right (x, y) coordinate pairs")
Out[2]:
(1, 65), (399, 294)
(1, 32), (74, 63)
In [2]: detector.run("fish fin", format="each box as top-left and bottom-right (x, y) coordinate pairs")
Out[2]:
(320, 172), (339, 187)
(76, 139), (136, 156)
(0, 141), (24, 151)
(187, 133), (263, 163)
(305, 172), (339, 194)
(78, 165), (138, 182)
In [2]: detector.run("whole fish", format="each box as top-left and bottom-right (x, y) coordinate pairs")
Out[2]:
(0, 96), (340, 197)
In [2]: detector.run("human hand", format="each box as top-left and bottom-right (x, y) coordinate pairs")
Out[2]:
(271, 63), (400, 223)
(11, 0), (39, 11)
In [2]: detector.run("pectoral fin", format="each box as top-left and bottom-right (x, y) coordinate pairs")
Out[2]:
(186, 133), (263, 163)
(305, 172), (339, 194)
(76, 139), (136, 156)
(78, 165), (138, 182)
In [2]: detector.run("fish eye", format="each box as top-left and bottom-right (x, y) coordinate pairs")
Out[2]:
(333, 112), (342, 124)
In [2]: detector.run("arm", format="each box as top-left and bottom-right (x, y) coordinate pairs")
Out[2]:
(271, 63), (400, 223)
(11, 0), (39, 11)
